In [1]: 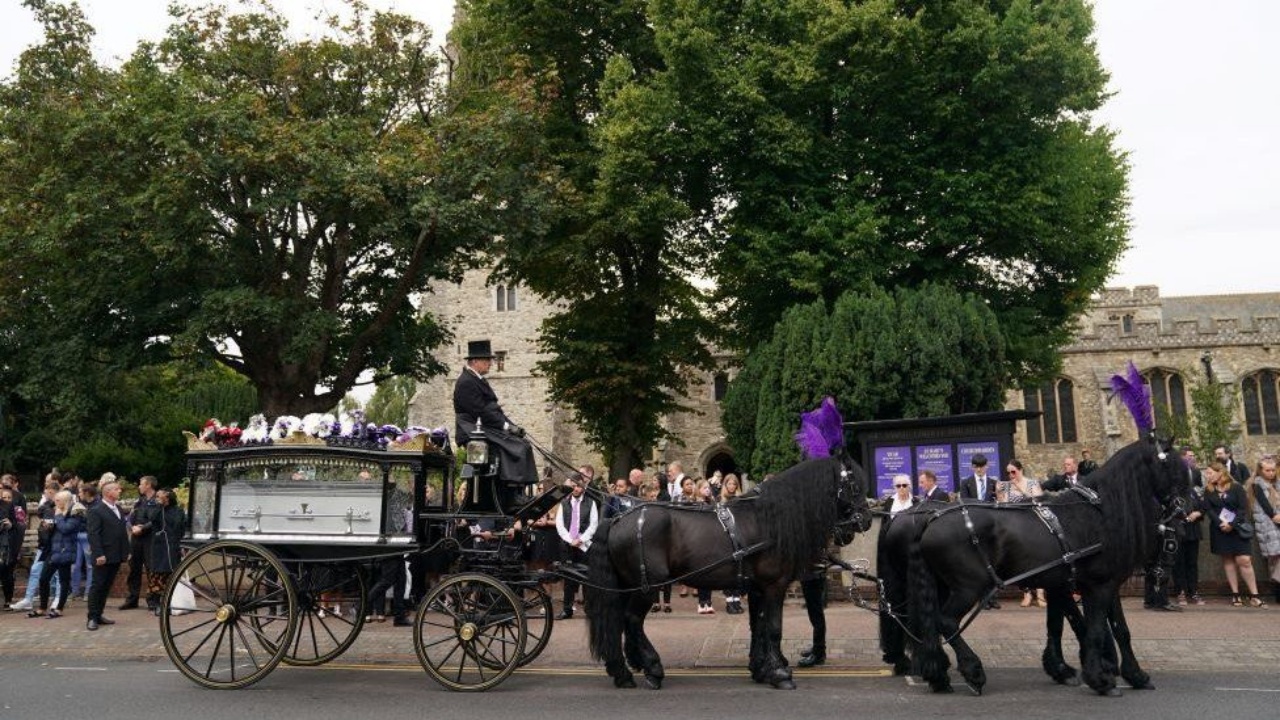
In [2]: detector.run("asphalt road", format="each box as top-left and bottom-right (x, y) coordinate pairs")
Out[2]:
(2, 652), (1276, 720)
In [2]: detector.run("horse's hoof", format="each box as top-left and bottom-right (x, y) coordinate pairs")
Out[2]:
(931, 683), (955, 694)
(644, 676), (663, 690)
(772, 679), (797, 690)
(1100, 687), (1122, 697)
(616, 677), (637, 689)
(966, 684), (982, 697)
(1062, 676), (1081, 687)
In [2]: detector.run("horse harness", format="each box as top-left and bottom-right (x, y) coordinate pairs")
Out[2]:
(942, 485), (1104, 598)
(631, 500), (768, 594)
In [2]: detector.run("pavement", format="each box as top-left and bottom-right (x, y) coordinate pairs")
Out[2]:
(4, 588), (1277, 674)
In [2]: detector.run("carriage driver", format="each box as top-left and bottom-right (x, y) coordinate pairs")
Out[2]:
(453, 340), (538, 491)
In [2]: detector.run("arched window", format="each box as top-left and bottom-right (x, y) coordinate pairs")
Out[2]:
(1242, 369), (1280, 436)
(494, 285), (517, 312)
(1023, 377), (1077, 444)
(712, 372), (729, 402)
(1143, 368), (1187, 422)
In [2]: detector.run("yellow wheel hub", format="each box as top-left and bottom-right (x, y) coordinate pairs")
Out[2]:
(458, 622), (477, 642)
(215, 604), (237, 624)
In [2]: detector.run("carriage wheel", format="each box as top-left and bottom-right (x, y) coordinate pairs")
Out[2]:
(413, 573), (527, 691)
(159, 541), (298, 690)
(277, 561), (367, 666)
(514, 586), (553, 668)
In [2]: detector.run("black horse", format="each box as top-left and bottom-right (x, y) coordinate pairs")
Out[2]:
(585, 454), (872, 689)
(902, 433), (1188, 696)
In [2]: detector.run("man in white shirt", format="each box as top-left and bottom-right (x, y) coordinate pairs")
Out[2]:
(555, 475), (599, 619)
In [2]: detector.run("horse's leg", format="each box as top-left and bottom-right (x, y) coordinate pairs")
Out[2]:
(623, 591), (665, 689)
(746, 586), (766, 683)
(936, 594), (986, 695)
(758, 584), (795, 689)
(1108, 593), (1152, 690)
(622, 591), (646, 672)
(1078, 589), (1120, 696)
(1041, 587), (1080, 686)
(880, 605), (912, 676)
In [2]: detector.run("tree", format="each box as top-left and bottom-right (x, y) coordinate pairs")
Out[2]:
(726, 284), (1008, 474)
(653, 0), (1128, 383)
(364, 373), (417, 428)
(453, 1), (718, 478)
(0, 0), (554, 417)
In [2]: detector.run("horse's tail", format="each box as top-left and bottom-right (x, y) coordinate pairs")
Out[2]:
(585, 520), (624, 666)
(908, 520), (950, 683)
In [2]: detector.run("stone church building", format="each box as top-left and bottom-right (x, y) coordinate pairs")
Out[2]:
(412, 275), (1280, 483)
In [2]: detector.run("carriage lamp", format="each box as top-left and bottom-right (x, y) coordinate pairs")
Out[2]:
(466, 439), (489, 465)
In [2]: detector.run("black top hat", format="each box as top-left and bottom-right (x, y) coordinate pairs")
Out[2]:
(465, 340), (495, 360)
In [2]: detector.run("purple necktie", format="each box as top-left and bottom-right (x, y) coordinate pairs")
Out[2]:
(570, 499), (581, 541)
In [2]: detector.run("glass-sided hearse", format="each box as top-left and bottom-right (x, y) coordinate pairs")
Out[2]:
(162, 423), (568, 693)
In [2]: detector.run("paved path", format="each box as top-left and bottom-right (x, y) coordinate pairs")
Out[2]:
(4, 591), (1275, 673)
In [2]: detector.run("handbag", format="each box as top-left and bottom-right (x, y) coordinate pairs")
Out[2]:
(1235, 520), (1255, 540)
(170, 572), (196, 615)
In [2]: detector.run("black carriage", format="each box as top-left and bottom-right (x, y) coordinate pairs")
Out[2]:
(162, 424), (568, 692)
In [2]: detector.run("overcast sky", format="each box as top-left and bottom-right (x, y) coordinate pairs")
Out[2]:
(2, 0), (1276, 298)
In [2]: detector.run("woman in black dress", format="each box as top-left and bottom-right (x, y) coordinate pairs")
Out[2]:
(1204, 461), (1265, 606)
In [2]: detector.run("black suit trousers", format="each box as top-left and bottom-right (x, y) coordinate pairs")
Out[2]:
(87, 561), (122, 621)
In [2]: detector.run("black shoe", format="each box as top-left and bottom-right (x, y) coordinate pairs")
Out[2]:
(797, 647), (826, 668)
(985, 599), (1001, 609)
(86, 619), (99, 631)
(555, 610), (574, 620)
(97, 616), (116, 625)
(392, 615), (413, 627)
(1145, 602), (1182, 612)
(118, 599), (139, 611)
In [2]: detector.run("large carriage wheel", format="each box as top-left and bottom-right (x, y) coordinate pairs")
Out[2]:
(277, 561), (367, 666)
(160, 540), (298, 690)
(514, 586), (553, 668)
(413, 573), (527, 691)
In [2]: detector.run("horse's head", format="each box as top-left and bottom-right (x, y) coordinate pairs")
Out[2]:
(1144, 430), (1192, 518)
(833, 454), (873, 545)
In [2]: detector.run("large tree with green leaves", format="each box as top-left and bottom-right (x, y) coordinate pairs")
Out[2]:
(453, 0), (718, 477)
(0, 0), (553, 418)
(724, 284), (1009, 473)
(654, 0), (1128, 382)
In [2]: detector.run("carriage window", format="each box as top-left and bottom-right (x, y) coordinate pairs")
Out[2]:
(386, 464), (415, 537)
(424, 468), (446, 509)
(1242, 369), (1280, 436)
(190, 462), (218, 536)
(1143, 368), (1187, 422)
(1023, 377), (1077, 444)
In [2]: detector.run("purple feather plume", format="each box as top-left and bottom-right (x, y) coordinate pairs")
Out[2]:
(794, 396), (845, 459)
(1110, 361), (1154, 434)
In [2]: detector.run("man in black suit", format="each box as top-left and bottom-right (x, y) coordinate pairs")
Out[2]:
(1077, 448), (1099, 477)
(85, 475), (130, 630)
(657, 462), (685, 502)
(1043, 456), (1082, 492)
(1214, 445), (1250, 483)
(958, 455), (998, 503)
(453, 339), (537, 491)
(918, 470), (951, 503)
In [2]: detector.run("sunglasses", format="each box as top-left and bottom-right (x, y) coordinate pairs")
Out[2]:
(894, 483), (910, 488)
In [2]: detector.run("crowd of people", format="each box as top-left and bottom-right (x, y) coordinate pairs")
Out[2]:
(1, 470), (185, 630)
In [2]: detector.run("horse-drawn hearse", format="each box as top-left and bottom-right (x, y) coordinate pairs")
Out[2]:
(162, 417), (569, 691)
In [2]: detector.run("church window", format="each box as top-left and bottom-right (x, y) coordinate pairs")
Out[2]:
(713, 372), (729, 402)
(1143, 368), (1187, 424)
(1023, 377), (1077, 444)
(1243, 369), (1280, 436)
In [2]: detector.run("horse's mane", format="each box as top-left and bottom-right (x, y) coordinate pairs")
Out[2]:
(754, 455), (843, 578)
(1083, 437), (1172, 574)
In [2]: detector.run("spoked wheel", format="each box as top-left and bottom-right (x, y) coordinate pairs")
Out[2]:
(514, 585), (553, 668)
(159, 541), (297, 690)
(277, 561), (367, 666)
(413, 573), (526, 691)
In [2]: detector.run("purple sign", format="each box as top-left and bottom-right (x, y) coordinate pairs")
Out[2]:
(915, 444), (954, 493)
(957, 442), (1001, 486)
(874, 446), (912, 497)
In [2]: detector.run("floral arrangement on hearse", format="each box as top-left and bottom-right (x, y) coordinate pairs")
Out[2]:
(186, 410), (449, 452)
